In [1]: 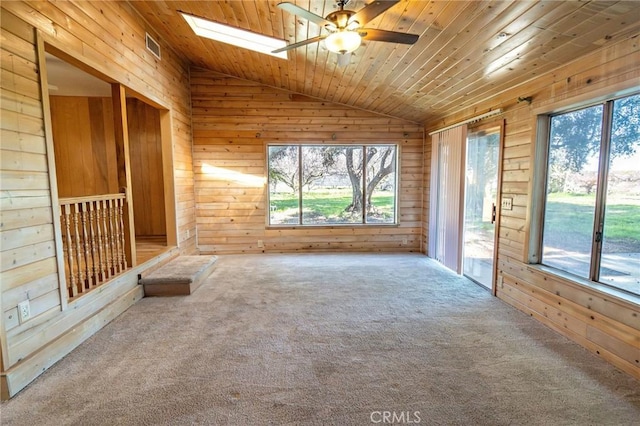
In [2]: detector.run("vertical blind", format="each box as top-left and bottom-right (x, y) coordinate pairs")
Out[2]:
(428, 125), (466, 273)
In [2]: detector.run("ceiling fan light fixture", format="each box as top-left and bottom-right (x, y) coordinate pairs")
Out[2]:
(325, 31), (361, 54)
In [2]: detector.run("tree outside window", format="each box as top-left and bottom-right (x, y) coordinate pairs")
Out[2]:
(268, 145), (397, 225)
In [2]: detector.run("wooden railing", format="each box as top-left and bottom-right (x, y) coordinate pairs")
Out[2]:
(59, 193), (128, 299)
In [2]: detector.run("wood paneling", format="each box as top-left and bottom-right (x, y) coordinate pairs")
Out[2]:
(126, 98), (166, 237)
(131, 1), (640, 124)
(1, 8), (56, 378)
(0, 1), (194, 399)
(49, 96), (118, 197)
(191, 69), (424, 254)
(425, 34), (640, 378)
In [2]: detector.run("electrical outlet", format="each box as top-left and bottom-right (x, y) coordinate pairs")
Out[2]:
(257, 240), (264, 248)
(497, 275), (504, 289)
(501, 197), (513, 210)
(18, 300), (31, 323)
(186, 229), (190, 238)
(402, 238), (408, 245)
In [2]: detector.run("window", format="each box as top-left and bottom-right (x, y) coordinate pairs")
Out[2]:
(268, 145), (398, 225)
(180, 12), (287, 59)
(539, 93), (640, 296)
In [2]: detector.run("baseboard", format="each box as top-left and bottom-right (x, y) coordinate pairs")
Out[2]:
(1, 375), (9, 400)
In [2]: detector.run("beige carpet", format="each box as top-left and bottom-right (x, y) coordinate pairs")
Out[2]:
(1, 253), (639, 425)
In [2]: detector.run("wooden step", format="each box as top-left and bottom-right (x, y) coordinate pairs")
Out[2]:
(140, 256), (217, 296)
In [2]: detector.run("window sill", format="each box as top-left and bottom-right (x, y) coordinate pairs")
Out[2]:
(266, 223), (400, 230)
(528, 264), (640, 308)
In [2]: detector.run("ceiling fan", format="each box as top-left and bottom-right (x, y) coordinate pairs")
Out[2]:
(273, 0), (419, 65)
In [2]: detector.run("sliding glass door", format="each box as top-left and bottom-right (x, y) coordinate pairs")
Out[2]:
(462, 128), (500, 289)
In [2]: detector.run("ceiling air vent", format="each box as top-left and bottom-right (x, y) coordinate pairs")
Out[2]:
(145, 33), (161, 60)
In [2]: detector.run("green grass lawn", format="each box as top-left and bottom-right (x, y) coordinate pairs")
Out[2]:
(272, 190), (639, 249)
(270, 189), (395, 224)
(544, 192), (640, 251)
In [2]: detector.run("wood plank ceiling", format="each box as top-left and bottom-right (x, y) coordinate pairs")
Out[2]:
(130, 0), (640, 124)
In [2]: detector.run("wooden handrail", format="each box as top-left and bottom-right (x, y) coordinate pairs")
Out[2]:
(59, 193), (125, 204)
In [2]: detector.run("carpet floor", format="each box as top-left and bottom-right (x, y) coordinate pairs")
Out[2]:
(1, 253), (639, 425)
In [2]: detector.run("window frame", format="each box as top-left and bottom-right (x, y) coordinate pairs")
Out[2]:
(266, 143), (400, 227)
(529, 91), (640, 298)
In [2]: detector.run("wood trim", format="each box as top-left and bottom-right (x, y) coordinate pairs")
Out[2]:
(124, 86), (171, 112)
(492, 120), (506, 296)
(111, 84), (137, 266)
(59, 193), (125, 204)
(524, 113), (544, 264)
(0, 375), (8, 400)
(41, 43), (116, 85)
(265, 224), (403, 231)
(36, 32), (68, 310)
(160, 110), (178, 247)
(0, 275), (5, 373)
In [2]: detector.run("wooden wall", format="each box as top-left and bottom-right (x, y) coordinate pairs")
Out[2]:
(49, 96), (119, 198)
(1, 8), (57, 388)
(424, 34), (640, 378)
(0, 1), (194, 399)
(1, 1), (635, 403)
(190, 69), (424, 254)
(127, 98), (166, 237)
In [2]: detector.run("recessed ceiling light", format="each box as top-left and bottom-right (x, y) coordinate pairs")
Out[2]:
(180, 12), (288, 59)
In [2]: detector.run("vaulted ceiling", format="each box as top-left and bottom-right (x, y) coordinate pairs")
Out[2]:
(130, 1), (640, 124)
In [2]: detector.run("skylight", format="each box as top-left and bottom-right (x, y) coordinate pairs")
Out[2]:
(180, 12), (288, 59)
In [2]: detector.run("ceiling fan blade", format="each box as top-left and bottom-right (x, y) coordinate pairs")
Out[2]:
(336, 53), (350, 67)
(272, 35), (326, 53)
(359, 28), (419, 44)
(348, 0), (399, 26)
(277, 2), (333, 27)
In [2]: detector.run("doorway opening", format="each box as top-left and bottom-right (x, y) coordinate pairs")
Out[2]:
(125, 94), (175, 263)
(43, 47), (177, 299)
